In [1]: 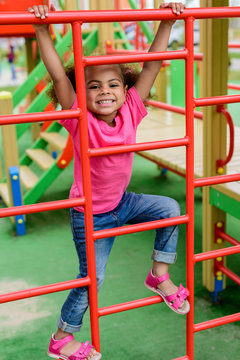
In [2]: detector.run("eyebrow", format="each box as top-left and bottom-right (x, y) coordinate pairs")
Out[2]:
(87, 78), (122, 85)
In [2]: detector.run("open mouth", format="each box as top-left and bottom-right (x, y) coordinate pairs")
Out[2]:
(97, 100), (115, 104)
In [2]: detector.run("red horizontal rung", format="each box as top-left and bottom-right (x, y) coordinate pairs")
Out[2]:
(0, 197), (85, 218)
(194, 94), (240, 107)
(194, 244), (240, 263)
(217, 264), (240, 285)
(217, 229), (240, 246)
(194, 173), (240, 188)
(146, 99), (203, 119)
(0, 108), (81, 125)
(89, 138), (189, 157)
(228, 42), (240, 48)
(98, 295), (163, 317)
(228, 83), (240, 90)
(83, 50), (188, 67)
(0, 276), (90, 304)
(1, 8), (240, 25)
(194, 312), (240, 332)
(94, 215), (189, 240)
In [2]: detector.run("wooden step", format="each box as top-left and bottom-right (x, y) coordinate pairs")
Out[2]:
(0, 183), (11, 206)
(26, 149), (55, 171)
(19, 166), (39, 191)
(40, 132), (67, 151)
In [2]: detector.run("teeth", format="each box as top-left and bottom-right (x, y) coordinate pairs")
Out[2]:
(99, 100), (113, 104)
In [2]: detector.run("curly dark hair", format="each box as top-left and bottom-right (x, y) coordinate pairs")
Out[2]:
(47, 63), (140, 107)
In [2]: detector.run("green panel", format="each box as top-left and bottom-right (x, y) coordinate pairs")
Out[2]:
(127, 0), (154, 43)
(83, 27), (98, 56)
(170, 60), (198, 107)
(16, 28), (98, 139)
(210, 188), (240, 220)
(24, 162), (63, 205)
(16, 87), (52, 139)
(19, 122), (62, 166)
(114, 23), (133, 50)
(13, 30), (73, 108)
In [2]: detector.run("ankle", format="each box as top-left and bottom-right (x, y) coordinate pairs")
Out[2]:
(54, 329), (71, 341)
(152, 261), (169, 277)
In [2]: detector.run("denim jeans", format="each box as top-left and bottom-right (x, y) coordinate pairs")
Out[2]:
(58, 191), (180, 333)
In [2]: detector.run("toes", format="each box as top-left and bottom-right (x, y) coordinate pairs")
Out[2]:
(87, 348), (97, 359)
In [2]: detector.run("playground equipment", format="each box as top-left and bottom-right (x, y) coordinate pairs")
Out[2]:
(0, 5), (239, 360)
(0, 1), (99, 235)
(112, 0), (240, 301)
(0, 0), (47, 37)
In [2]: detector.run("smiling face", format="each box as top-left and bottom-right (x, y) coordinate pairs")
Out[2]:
(85, 65), (128, 127)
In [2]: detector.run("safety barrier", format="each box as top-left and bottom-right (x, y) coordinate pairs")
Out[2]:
(0, 7), (240, 360)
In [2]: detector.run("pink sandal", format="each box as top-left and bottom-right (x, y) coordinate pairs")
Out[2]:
(144, 269), (190, 315)
(47, 334), (102, 360)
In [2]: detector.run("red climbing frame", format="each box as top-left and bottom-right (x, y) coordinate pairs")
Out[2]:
(0, 7), (240, 360)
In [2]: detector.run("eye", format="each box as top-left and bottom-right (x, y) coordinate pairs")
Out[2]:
(110, 83), (119, 88)
(89, 84), (99, 89)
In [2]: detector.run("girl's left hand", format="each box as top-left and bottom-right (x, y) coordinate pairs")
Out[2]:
(160, 2), (185, 25)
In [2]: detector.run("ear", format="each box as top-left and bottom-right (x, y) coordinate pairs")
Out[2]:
(124, 84), (128, 96)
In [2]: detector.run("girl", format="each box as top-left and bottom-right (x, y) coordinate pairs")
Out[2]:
(28, 2), (188, 360)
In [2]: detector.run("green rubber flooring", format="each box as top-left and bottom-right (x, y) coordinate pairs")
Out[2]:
(0, 152), (239, 360)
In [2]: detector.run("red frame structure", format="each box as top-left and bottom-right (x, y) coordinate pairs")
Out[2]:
(0, 7), (240, 360)
(0, 0), (48, 37)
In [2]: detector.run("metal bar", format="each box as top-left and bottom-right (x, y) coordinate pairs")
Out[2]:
(194, 313), (240, 333)
(98, 295), (163, 317)
(194, 173), (240, 188)
(194, 245), (240, 263)
(228, 83), (240, 90)
(88, 138), (189, 157)
(185, 17), (195, 360)
(146, 100), (203, 119)
(0, 277), (90, 304)
(217, 230), (240, 246)
(194, 94), (240, 107)
(1, 8), (240, 25)
(0, 197), (85, 218)
(217, 264), (240, 285)
(216, 106), (235, 169)
(0, 108), (81, 125)
(83, 50), (188, 66)
(228, 42), (240, 48)
(94, 215), (189, 240)
(72, 22), (100, 352)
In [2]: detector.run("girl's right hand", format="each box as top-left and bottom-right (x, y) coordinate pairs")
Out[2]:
(28, 4), (55, 29)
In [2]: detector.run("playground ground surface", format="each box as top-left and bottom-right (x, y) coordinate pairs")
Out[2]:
(0, 149), (239, 360)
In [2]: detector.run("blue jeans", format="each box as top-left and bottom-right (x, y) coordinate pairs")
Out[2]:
(58, 191), (180, 333)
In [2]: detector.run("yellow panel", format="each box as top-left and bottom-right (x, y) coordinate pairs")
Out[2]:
(200, 0), (229, 292)
(0, 94), (19, 208)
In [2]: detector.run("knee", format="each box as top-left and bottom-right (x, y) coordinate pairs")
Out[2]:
(96, 273), (105, 292)
(168, 198), (181, 218)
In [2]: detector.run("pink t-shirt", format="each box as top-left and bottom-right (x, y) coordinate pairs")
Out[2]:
(60, 86), (147, 214)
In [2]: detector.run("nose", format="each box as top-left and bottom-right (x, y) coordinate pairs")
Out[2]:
(100, 85), (110, 95)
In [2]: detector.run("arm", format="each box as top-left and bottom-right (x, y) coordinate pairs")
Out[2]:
(28, 5), (76, 109)
(134, 2), (185, 102)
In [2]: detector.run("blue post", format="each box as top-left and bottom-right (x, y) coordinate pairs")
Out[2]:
(9, 166), (26, 236)
(211, 276), (224, 303)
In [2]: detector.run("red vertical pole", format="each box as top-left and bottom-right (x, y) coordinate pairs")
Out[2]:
(72, 22), (101, 351)
(136, 22), (140, 50)
(185, 17), (195, 360)
(115, 0), (121, 10)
